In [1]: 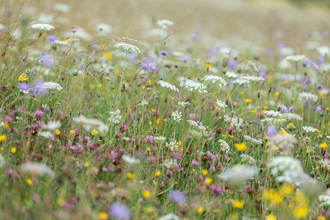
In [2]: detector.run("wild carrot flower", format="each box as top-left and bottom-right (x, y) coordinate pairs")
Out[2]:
(114, 43), (140, 53)
(31, 23), (55, 31)
(21, 162), (55, 177)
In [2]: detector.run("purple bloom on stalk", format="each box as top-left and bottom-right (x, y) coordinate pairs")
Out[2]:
(108, 202), (131, 220)
(316, 106), (323, 115)
(141, 62), (150, 71)
(304, 58), (312, 67)
(159, 50), (169, 57)
(209, 185), (223, 196)
(39, 52), (54, 68)
(18, 83), (30, 93)
(46, 35), (56, 44)
(277, 104), (294, 113)
(191, 33), (199, 39)
(144, 135), (154, 143)
(267, 126), (276, 138)
(34, 110), (43, 118)
(91, 44), (100, 50)
(149, 65), (158, 72)
(181, 56), (191, 62)
(71, 28), (77, 33)
(191, 160), (199, 166)
(316, 84), (323, 90)
(120, 124), (128, 132)
(282, 74), (289, 81)
(227, 60), (236, 69)
(318, 56), (324, 65)
(168, 190), (186, 204)
(313, 63), (319, 71)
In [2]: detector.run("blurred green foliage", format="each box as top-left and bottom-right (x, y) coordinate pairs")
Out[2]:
(288, 0), (330, 8)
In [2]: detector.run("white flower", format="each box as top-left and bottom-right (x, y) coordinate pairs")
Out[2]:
(158, 213), (179, 220)
(282, 113), (302, 121)
(95, 23), (112, 35)
(302, 126), (317, 133)
(224, 115), (244, 129)
(240, 154), (255, 164)
(317, 46), (330, 56)
(37, 82), (62, 91)
(216, 100), (227, 108)
(122, 155), (140, 164)
(21, 162), (55, 177)
(180, 79), (207, 93)
(138, 99), (149, 106)
(264, 110), (283, 118)
(42, 121), (61, 131)
(319, 193), (330, 206)
(165, 141), (180, 151)
(247, 61), (259, 72)
(114, 43), (141, 53)
(240, 75), (265, 83)
(73, 115), (109, 133)
(219, 139), (230, 154)
(178, 101), (190, 107)
(38, 131), (53, 138)
(164, 159), (177, 168)
(31, 23), (54, 31)
(187, 120), (199, 127)
(0, 153), (5, 168)
(171, 110), (182, 122)
(244, 135), (262, 145)
(108, 110), (122, 124)
(53, 3), (70, 12)
(225, 71), (239, 79)
(233, 78), (250, 86)
(218, 165), (256, 188)
(298, 92), (318, 102)
(154, 136), (167, 142)
(268, 133), (297, 150)
(286, 54), (306, 62)
(158, 80), (179, 92)
(261, 118), (287, 126)
(202, 75), (227, 87)
(157, 20), (174, 29)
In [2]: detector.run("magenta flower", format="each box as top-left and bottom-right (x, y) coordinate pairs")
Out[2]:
(144, 135), (154, 143)
(191, 160), (199, 166)
(34, 110), (43, 118)
(209, 185), (223, 196)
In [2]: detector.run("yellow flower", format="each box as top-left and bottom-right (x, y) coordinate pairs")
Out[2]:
(98, 84), (102, 88)
(143, 190), (150, 199)
(142, 86), (145, 89)
(233, 200), (244, 209)
(146, 147), (151, 151)
(293, 204), (308, 219)
(98, 212), (108, 220)
(127, 172), (134, 179)
(239, 91), (244, 96)
(280, 184), (294, 196)
(306, 149), (310, 154)
(263, 189), (282, 205)
(201, 169), (208, 176)
(91, 129), (98, 136)
(197, 206), (205, 214)
(205, 178), (212, 185)
(54, 129), (60, 135)
(3, 122), (9, 128)
(70, 130), (75, 134)
(244, 99), (252, 104)
(57, 198), (64, 206)
(233, 102), (237, 106)
(273, 92), (280, 99)
(252, 109), (258, 114)
(0, 135), (6, 142)
(320, 142), (328, 149)
(155, 171), (161, 177)
(234, 143), (246, 152)
(11, 147), (16, 154)
(103, 52), (112, 60)
(265, 214), (277, 220)
(18, 74), (28, 82)
(279, 130), (286, 134)
(84, 161), (90, 167)
(317, 216), (326, 220)
(27, 178), (32, 185)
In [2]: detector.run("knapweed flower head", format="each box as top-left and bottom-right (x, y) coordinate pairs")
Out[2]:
(31, 23), (55, 31)
(168, 190), (186, 204)
(114, 43), (141, 53)
(158, 80), (179, 92)
(218, 165), (256, 189)
(108, 202), (131, 220)
(179, 79), (207, 93)
(286, 54), (306, 62)
(108, 110), (122, 124)
(21, 162), (55, 177)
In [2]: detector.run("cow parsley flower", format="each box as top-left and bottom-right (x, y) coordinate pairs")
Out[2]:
(31, 23), (55, 31)
(158, 80), (179, 92)
(178, 101), (190, 107)
(298, 92), (318, 102)
(224, 115), (244, 129)
(261, 118), (287, 125)
(226, 71), (239, 78)
(158, 213), (179, 220)
(171, 110), (182, 122)
(247, 61), (259, 72)
(216, 100), (228, 108)
(165, 141), (179, 151)
(180, 79), (207, 93)
(157, 20), (174, 29)
(202, 75), (227, 87)
(302, 126), (317, 133)
(286, 54), (306, 62)
(282, 113), (303, 121)
(233, 78), (251, 86)
(264, 110), (283, 118)
(240, 154), (255, 164)
(138, 99), (149, 106)
(108, 110), (122, 124)
(114, 43), (141, 53)
(21, 162), (55, 177)
(244, 135), (262, 145)
(268, 133), (297, 150)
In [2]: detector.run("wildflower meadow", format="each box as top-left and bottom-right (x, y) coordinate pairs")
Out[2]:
(1, 0), (330, 219)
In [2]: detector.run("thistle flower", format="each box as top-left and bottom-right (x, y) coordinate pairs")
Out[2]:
(114, 43), (141, 53)
(158, 80), (179, 92)
(31, 23), (55, 31)
(21, 162), (55, 177)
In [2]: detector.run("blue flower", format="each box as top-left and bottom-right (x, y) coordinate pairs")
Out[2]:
(227, 60), (236, 69)
(267, 126), (276, 138)
(313, 62), (319, 71)
(318, 56), (324, 65)
(316, 106), (323, 115)
(46, 35), (56, 44)
(168, 190), (186, 204)
(149, 65), (158, 72)
(304, 58), (312, 67)
(18, 83), (30, 93)
(108, 202), (131, 220)
(277, 104), (294, 113)
(141, 62), (150, 71)
(91, 44), (100, 50)
(159, 50), (169, 57)
(39, 53), (54, 68)
(191, 33), (199, 39)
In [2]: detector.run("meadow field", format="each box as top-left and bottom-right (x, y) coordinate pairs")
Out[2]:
(1, 0), (330, 219)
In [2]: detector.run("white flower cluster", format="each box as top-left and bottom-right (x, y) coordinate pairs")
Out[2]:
(225, 71), (239, 79)
(264, 110), (283, 118)
(73, 115), (109, 133)
(216, 99), (227, 108)
(165, 141), (179, 151)
(218, 165), (256, 188)
(37, 82), (62, 91)
(138, 99), (148, 106)
(282, 113), (303, 121)
(319, 159), (330, 169)
(233, 78), (250, 86)
(157, 20), (174, 29)
(21, 162), (55, 177)
(261, 118), (287, 126)
(171, 110), (182, 122)
(31, 23), (55, 31)
(114, 43), (141, 53)
(240, 75), (265, 83)
(219, 139), (230, 154)
(42, 121), (61, 131)
(240, 154), (255, 164)
(202, 75), (227, 87)
(268, 156), (309, 186)
(108, 110), (122, 124)
(298, 92), (318, 102)
(122, 155), (140, 164)
(286, 54), (306, 62)
(180, 79), (207, 93)
(158, 80), (179, 92)
(247, 61), (259, 72)
(302, 126), (317, 133)
(154, 136), (167, 142)
(224, 115), (244, 129)
(38, 131), (53, 138)
(178, 101), (190, 107)
(0, 153), (5, 168)
(319, 189), (330, 206)
(268, 133), (297, 150)
(244, 135), (262, 145)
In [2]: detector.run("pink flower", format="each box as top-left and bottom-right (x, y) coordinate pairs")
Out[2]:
(191, 160), (199, 166)
(34, 110), (43, 118)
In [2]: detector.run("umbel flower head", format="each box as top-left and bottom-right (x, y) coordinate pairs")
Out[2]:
(20, 162), (55, 177)
(218, 165), (256, 189)
(114, 43), (141, 53)
(31, 23), (55, 31)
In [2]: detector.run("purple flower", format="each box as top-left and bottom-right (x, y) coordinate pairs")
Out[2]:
(168, 190), (186, 203)
(46, 35), (56, 44)
(149, 65), (158, 72)
(159, 50), (169, 57)
(34, 110), (43, 118)
(313, 63), (319, 71)
(120, 124), (128, 132)
(191, 33), (199, 39)
(209, 185), (222, 196)
(71, 28), (77, 33)
(181, 56), (191, 62)
(267, 126), (276, 138)
(316, 106), (323, 115)
(18, 83), (30, 93)
(304, 58), (312, 67)
(316, 84), (323, 90)
(278, 42), (285, 49)
(108, 202), (131, 220)
(277, 104), (294, 113)
(144, 135), (154, 143)
(191, 160), (199, 166)
(39, 53), (54, 68)
(236, 98), (241, 102)
(129, 55), (136, 62)
(282, 74), (289, 81)
(318, 56), (324, 65)
(91, 44), (100, 50)
(227, 60), (236, 69)
(141, 62), (150, 71)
